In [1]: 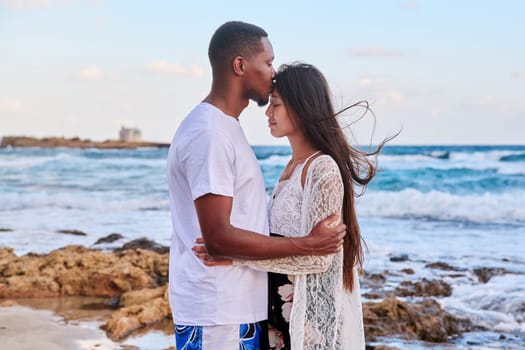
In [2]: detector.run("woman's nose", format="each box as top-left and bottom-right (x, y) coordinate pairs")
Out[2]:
(265, 105), (272, 118)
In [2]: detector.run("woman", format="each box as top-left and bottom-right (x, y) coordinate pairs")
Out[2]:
(197, 62), (390, 349)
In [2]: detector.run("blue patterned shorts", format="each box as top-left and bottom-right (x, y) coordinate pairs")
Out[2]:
(175, 321), (268, 350)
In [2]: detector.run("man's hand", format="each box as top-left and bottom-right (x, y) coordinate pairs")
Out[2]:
(193, 238), (233, 266)
(296, 213), (346, 255)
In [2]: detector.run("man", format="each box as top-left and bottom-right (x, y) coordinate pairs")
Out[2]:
(167, 21), (345, 350)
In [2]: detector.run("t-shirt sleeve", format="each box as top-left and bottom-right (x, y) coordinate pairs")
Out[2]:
(182, 128), (235, 200)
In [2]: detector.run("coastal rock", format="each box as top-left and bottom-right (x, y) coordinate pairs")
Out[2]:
(363, 297), (472, 342)
(395, 278), (452, 297)
(473, 267), (507, 283)
(94, 233), (124, 245)
(361, 272), (387, 289)
(57, 229), (88, 236)
(361, 272), (394, 299)
(0, 248), (16, 266)
(119, 285), (167, 308)
(0, 136), (169, 149)
(0, 245), (168, 298)
(389, 254), (409, 262)
(426, 262), (463, 271)
(0, 244), (476, 343)
(103, 287), (171, 340)
(115, 238), (170, 254)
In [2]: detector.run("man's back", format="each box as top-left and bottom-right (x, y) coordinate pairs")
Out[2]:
(167, 102), (269, 325)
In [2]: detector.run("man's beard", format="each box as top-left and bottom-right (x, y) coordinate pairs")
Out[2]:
(256, 95), (269, 107)
(248, 88), (269, 107)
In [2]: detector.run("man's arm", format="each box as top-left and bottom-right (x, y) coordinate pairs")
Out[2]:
(194, 193), (345, 260)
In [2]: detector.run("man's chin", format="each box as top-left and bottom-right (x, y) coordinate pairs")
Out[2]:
(256, 97), (269, 107)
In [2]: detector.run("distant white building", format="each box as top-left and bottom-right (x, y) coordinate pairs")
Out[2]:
(119, 126), (142, 142)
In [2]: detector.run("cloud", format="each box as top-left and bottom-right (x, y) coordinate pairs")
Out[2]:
(1, 0), (102, 10)
(398, 0), (419, 11)
(142, 60), (204, 78)
(357, 74), (390, 88)
(349, 47), (406, 58)
(349, 75), (406, 106)
(0, 0), (68, 10)
(70, 66), (114, 81)
(477, 95), (497, 105)
(377, 89), (406, 105)
(0, 98), (29, 113)
(511, 71), (525, 79)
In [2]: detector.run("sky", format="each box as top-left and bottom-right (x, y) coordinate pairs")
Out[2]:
(0, 0), (524, 145)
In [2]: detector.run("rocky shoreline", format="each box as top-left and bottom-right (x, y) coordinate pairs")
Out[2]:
(0, 136), (169, 149)
(0, 237), (485, 349)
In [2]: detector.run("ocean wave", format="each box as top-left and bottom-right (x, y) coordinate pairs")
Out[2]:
(442, 274), (525, 333)
(426, 151), (450, 159)
(0, 152), (165, 170)
(379, 150), (525, 163)
(0, 152), (76, 169)
(0, 192), (169, 211)
(500, 153), (525, 162)
(357, 189), (525, 224)
(376, 153), (525, 175)
(258, 154), (290, 166)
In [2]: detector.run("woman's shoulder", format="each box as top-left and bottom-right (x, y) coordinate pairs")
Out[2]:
(309, 154), (339, 172)
(303, 153), (341, 184)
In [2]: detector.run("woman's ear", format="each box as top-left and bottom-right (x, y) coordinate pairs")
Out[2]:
(233, 56), (245, 76)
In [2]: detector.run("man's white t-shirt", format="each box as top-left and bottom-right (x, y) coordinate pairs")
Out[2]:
(167, 102), (269, 325)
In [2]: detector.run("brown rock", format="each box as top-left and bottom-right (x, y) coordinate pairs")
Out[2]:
(366, 346), (402, 350)
(115, 238), (170, 254)
(425, 262), (463, 271)
(363, 297), (472, 342)
(57, 229), (88, 236)
(0, 136), (169, 149)
(361, 272), (387, 289)
(103, 294), (171, 340)
(94, 233), (124, 245)
(389, 254), (409, 262)
(0, 245), (168, 298)
(0, 248), (16, 266)
(395, 278), (452, 297)
(473, 267), (507, 283)
(119, 286), (167, 308)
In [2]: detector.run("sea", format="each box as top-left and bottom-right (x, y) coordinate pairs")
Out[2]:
(0, 144), (524, 349)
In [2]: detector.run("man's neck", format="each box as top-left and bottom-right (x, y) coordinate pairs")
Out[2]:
(204, 88), (248, 119)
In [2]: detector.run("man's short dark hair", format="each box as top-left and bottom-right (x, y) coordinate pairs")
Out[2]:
(208, 21), (268, 71)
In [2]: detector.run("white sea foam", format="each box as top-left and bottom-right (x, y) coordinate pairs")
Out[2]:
(377, 152), (525, 176)
(442, 274), (525, 333)
(0, 191), (168, 211)
(0, 152), (165, 170)
(258, 154), (290, 166)
(357, 189), (525, 224)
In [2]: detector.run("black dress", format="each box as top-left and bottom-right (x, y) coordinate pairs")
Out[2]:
(267, 233), (292, 350)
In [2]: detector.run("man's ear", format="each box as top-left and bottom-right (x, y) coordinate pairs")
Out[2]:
(233, 56), (245, 76)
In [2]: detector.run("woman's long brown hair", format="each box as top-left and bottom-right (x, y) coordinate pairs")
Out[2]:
(274, 62), (395, 291)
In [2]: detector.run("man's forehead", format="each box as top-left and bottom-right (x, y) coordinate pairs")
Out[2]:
(260, 37), (274, 57)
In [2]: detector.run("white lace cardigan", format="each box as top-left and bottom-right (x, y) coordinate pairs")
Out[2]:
(235, 155), (365, 350)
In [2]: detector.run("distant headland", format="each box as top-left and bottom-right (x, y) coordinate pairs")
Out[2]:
(0, 136), (170, 149)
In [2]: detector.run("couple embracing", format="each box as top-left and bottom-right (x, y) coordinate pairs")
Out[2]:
(167, 21), (388, 350)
